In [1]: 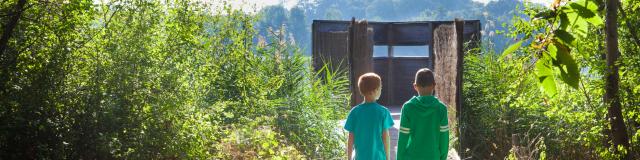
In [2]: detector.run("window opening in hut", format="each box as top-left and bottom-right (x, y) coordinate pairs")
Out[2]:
(393, 45), (429, 57)
(373, 45), (389, 57)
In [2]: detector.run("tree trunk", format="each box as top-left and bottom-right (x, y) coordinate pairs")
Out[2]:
(604, 0), (630, 159)
(0, 0), (27, 91)
(0, 0), (27, 56)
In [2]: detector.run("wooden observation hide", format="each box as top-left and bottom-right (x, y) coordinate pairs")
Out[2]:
(312, 18), (481, 158)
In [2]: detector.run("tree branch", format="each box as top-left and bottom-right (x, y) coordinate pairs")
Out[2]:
(0, 0), (28, 57)
(619, 4), (640, 48)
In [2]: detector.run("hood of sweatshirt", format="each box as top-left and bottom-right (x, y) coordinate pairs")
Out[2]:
(405, 95), (441, 117)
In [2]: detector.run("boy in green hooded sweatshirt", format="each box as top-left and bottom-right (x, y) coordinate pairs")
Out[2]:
(397, 68), (449, 160)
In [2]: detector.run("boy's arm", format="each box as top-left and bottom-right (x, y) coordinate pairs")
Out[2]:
(382, 129), (390, 160)
(397, 106), (411, 160)
(439, 106), (449, 160)
(380, 109), (393, 160)
(347, 132), (354, 160)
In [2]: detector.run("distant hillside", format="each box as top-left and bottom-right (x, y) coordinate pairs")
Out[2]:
(254, 0), (538, 55)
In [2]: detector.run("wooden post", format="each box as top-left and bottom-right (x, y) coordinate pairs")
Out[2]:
(349, 18), (357, 107)
(433, 19), (464, 158)
(429, 23), (435, 69)
(454, 19), (464, 156)
(386, 23), (394, 106)
(349, 19), (374, 106)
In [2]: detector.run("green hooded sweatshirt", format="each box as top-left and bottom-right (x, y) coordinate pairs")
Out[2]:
(396, 95), (449, 160)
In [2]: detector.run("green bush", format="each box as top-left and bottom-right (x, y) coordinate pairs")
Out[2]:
(461, 1), (640, 159)
(463, 32), (639, 160)
(0, 0), (349, 159)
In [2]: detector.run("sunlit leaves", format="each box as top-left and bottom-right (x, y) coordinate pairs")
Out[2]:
(533, 39), (580, 97)
(548, 40), (580, 89)
(474, 0), (640, 158)
(536, 56), (558, 97)
(500, 40), (523, 60)
(0, 1), (350, 158)
(506, 0), (604, 97)
(554, 30), (576, 47)
(559, 0), (603, 37)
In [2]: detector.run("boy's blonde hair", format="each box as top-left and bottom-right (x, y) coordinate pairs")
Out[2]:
(358, 73), (381, 96)
(415, 68), (435, 87)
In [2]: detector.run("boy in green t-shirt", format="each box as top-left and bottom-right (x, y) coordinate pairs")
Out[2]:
(344, 73), (394, 160)
(397, 68), (449, 160)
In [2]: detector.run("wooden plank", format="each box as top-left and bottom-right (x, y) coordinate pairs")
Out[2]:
(454, 19), (465, 159)
(390, 23), (432, 45)
(386, 23), (394, 106)
(313, 31), (349, 71)
(313, 20), (480, 46)
(373, 57), (431, 106)
(432, 19), (465, 158)
(372, 57), (390, 105)
(391, 58), (430, 105)
(349, 20), (374, 106)
(349, 18), (357, 107)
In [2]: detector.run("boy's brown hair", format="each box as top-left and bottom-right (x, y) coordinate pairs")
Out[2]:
(415, 68), (435, 87)
(358, 73), (381, 96)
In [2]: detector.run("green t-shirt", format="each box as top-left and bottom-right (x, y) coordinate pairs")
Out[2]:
(344, 101), (394, 160)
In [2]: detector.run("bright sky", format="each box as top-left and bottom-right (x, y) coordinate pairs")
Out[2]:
(212, 0), (554, 12)
(210, 0), (300, 13)
(472, 0), (554, 6)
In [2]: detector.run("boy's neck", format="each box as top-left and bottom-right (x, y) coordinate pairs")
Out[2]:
(417, 90), (433, 96)
(364, 96), (376, 103)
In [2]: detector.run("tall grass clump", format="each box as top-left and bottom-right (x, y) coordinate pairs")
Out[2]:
(0, 0), (349, 159)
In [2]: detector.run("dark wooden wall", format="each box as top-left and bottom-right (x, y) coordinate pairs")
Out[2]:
(312, 31), (349, 72)
(313, 19), (480, 106)
(373, 57), (432, 106)
(312, 20), (480, 46)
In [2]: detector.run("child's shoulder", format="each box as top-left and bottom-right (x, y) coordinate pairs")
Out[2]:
(367, 103), (390, 113)
(432, 98), (448, 113)
(402, 96), (446, 108)
(434, 97), (447, 106)
(348, 104), (363, 112)
(376, 104), (391, 113)
(348, 103), (389, 115)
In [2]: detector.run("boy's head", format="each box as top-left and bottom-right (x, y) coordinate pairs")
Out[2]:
(358, 72), (382, 100)
(413, 68), (435, 96)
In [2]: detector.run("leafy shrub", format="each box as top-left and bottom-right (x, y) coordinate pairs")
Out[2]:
(0, 0), (349, 159)
(463, 35), (639, 160)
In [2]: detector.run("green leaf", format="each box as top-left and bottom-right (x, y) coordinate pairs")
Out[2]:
(500, 40), (523, 60)
(559, 0), (603, 37)
(548, 41), (580, 89)
(536, 57), (558, 98)
(564, 11), (590, 36)
(534, 9), (555, 19)
(559, 12), (570, 30)
(554, 29), (576, 47)
(569, 0), (603, 26)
